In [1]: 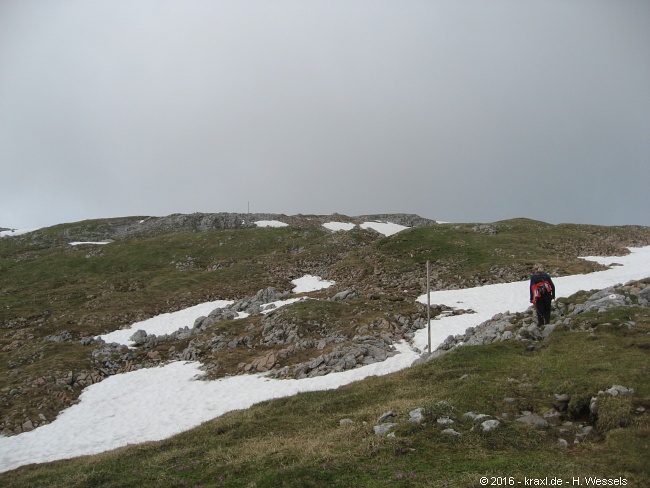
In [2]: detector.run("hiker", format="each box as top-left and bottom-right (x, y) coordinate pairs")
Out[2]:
(529, 264), (555, 326)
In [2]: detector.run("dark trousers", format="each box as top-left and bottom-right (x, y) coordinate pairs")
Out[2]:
(535, 294), (552, 326)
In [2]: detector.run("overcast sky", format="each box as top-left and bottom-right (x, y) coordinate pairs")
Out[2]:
(1, 0), (649, 229)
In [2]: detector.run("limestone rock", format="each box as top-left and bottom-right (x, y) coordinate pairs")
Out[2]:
(516, 413), (549, 427)
(481, 419), (500, 431)
(409, 408), (425, 424)
(374, 423), (397, 436)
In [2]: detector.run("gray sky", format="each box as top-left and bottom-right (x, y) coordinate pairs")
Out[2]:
(1, 0), (649, 229)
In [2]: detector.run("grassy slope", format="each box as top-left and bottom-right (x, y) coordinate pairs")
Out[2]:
(1, 217), (650, 486)
(2, 302), (649, 487)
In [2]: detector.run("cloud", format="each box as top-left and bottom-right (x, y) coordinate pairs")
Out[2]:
(1, 0), (649, 228)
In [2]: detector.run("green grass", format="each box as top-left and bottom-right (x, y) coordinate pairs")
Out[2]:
(1, 226), (350, 332)
(374, 219), (650, 285)
(2, 218), (648, 335)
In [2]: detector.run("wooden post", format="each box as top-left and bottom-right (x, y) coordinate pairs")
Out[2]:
(427, 260), (431, 354)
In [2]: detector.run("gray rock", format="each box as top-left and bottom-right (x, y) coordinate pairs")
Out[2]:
(463, 412), (491, 422)
(374, 423), (397, 436)
(602, 385), (634, 396)
(211, 287), (290, 321)
(543, 408), (563, 425)
(575, 425), (595, 443)
(472, 225), (498, 235)
(590, 397), (599, 415)
(501, 331), (515, 340)
(174, 327), (193, 340)
(44, 331), (73, 342)
(481, 419), (500, 431)
(518, 324), (543, 341)
(181, 346), (200, 361)
(130, 330), (147, 346)
(409, 408), (425, 424)
(193, 316), (208, 329)
(638, 285), (650, 301)
(540, 324), (556, 339)
(254, 287), (280, 302)
(441, 428), (462, 437)
(516, 413), (549, 427)
(378, 411), (395, 423)
(437, 417), (454, 426)
(270, 337), (396, 379)
(571, 291), (630, 316)
(331, 289), (361, 301)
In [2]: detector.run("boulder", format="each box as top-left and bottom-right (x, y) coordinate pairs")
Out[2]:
(378, 411), (395, 423)
(638, 285), (650, 305)
(571, 290), (630, 316)
(331, 289), (361, 301)
(481, 419), (500, 432)
(409, 408), (425, 424)
(602, 385), (635, 396)
(251, 352), (277, 372)
(374, 423), (397, 436)
(441, 428), (462, 437)
(542, 408), (563, 425)
(463, 412), (491, 422)
(130, 329), (147, 346)
(516, 413), (549, 428)
(437, 417), (454, 426)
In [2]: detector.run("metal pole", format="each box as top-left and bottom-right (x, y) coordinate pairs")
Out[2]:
(427, 260), (431, 354)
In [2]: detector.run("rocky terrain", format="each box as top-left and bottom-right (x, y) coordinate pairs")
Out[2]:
(362, 280), (650, 454)
(426, 280), (650, 357)
(2, 213), (650, 439)
(21, 212), (437, 243)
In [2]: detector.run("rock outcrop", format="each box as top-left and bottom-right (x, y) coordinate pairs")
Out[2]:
(419, 281), (650, 362)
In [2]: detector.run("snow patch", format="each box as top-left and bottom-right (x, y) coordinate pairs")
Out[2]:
(0, 342), (418, 473)
(69, 241), (112, 246)
(261, 297), (307, 313)
(323, 221), (356, 232)
(291, 274), (335, 293)
(97, 300), (233, 346)
(254, 220), (288, 228)
(0, 228), (39, 237)
(360, 221), (409, 237)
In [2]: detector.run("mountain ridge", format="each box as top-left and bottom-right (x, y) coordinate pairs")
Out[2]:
(1, 212), (437, 244)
